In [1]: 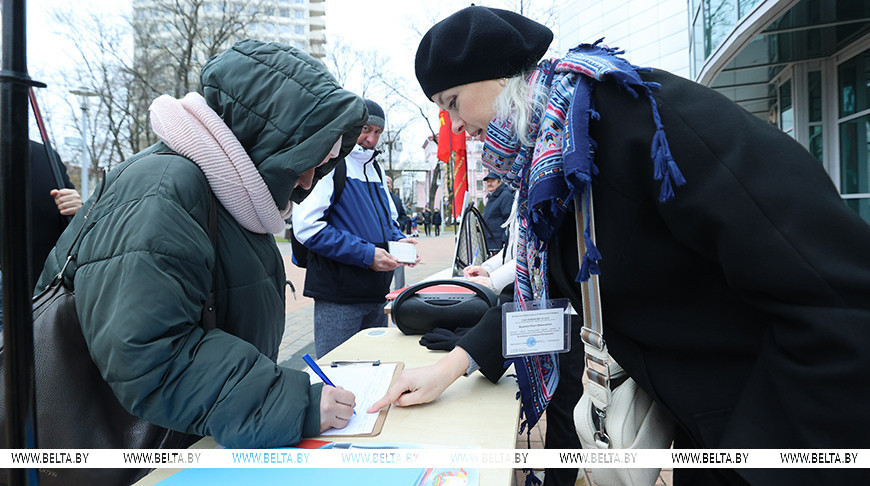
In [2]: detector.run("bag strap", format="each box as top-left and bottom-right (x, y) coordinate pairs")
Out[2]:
(200, 190), (219, 331)
(332, 159), (348, 204)
(576, 191), (625, 447)
(47, 171), (108, 289)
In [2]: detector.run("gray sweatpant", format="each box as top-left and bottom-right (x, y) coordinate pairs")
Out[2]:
(313, 300), (388, 358)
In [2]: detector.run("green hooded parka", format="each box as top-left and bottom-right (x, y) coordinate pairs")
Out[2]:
(36, 40), (367, 448)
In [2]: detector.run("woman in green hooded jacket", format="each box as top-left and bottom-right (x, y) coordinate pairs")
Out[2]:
(37, 40), (366, 449)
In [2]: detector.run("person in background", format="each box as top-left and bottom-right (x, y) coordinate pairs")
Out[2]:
(1, 140), (82, 330)
(422, 205), (432, 236)
(481, 170), (513, 254)
(372, 6), (870, 486)
(405, 205), (414, 234)
(432, 207), (442, 236)
(293, 99), (419, 358)
(385, 176), (408, 234)
(385, 175), (408, 289)
(28, 140), (83, 283)
(38, 40), (364, 448)
(409, 212), (419, 237)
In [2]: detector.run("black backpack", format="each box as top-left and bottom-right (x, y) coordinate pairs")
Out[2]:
(290, 160), (385, 267)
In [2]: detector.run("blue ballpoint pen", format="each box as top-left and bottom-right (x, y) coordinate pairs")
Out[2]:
(302, 353), (355, 414)
(302, 353), (335, 386)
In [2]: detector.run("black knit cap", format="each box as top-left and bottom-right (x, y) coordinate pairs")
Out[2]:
(364, 99), (386, 128)
(415, 6), (553, 100)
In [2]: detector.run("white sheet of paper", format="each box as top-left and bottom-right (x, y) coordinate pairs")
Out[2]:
(504, 308), (565, 356)
(305, 363), (397, 436)
(388, 241), (417, 263)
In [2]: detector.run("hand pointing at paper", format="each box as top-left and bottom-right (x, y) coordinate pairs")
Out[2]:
(368, 346), (470, 412)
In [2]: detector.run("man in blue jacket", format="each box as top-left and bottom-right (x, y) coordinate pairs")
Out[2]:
(292, 100), (418, 357)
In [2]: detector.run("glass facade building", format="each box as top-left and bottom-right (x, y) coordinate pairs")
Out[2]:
(561, 0), (870, 223)
(691, 0), (870, 222)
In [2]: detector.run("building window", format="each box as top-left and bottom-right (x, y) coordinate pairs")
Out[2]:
(839, 50), (870, 118)
(295, 10), (305, 19)
(737, 0), (761, 18)
(295, 25), (305, 34)
(477, 180), (484, 191)
(808, 70), (823, 162)
(838, 47), (870, 223)
(779, 79), (794, 138)
(703, 0), (737, 58)
(691, 8), (705, 79)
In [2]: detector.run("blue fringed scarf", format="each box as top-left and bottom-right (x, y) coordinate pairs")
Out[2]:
(484, 40), (685, 432)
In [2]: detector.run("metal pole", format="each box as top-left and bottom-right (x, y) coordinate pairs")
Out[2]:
(79, 100), (89, 202)
(1, 0), (42, 483)
(449, 153), (457, 234)
(70, 88), (97, 202)
(27, 88), (64, 190)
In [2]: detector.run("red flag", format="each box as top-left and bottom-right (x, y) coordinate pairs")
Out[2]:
(437, 109), (452, 163)
(452, 131), (467, 220)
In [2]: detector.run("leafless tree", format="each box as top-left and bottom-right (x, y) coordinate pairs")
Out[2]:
(322, 31), (445, 210)
(321, 36), (364, 88)
(49, 10), (138, 176)
(322, 34), (427, 205)
(135, 0), (263, 97)
(48, 0), (263, 175)
(499, 0), (558, 28)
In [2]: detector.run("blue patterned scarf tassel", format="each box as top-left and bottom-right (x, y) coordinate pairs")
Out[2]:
(523, 469), (543, 486)
(577, 187), (603, 282)
(646, 85), (686, 202)
(564, 75), (603, 283)
(512, 351), (559, 434)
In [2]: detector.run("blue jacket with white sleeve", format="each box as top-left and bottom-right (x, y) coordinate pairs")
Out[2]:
(292, 145), (405, 303)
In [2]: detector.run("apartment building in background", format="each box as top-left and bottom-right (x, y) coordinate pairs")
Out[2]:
(132, 0), (325, 62)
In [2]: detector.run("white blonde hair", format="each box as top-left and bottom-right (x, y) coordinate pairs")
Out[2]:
(492, 71), (547, 146)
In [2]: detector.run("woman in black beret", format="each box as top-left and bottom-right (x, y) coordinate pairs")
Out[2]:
(373, 6), (870, 486)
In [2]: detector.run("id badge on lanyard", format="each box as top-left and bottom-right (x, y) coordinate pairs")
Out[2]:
(501, 298), (571, 358)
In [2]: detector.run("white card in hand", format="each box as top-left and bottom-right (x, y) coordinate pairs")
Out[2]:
(388, 241), (417, 263)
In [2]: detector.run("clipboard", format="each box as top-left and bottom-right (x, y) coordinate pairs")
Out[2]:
(305, 360), (404, 438)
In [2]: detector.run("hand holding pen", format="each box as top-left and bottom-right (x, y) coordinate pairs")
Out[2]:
(304, 354), (357, 432)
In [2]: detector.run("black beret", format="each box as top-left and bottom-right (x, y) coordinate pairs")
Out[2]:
(415, 6), (553, 100)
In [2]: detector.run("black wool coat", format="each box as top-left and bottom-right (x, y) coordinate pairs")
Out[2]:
(461, 69), (870, 486)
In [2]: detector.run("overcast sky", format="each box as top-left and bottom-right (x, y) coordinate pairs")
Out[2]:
(22, 0), (562, 166)
(23, 0), (488, 161)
